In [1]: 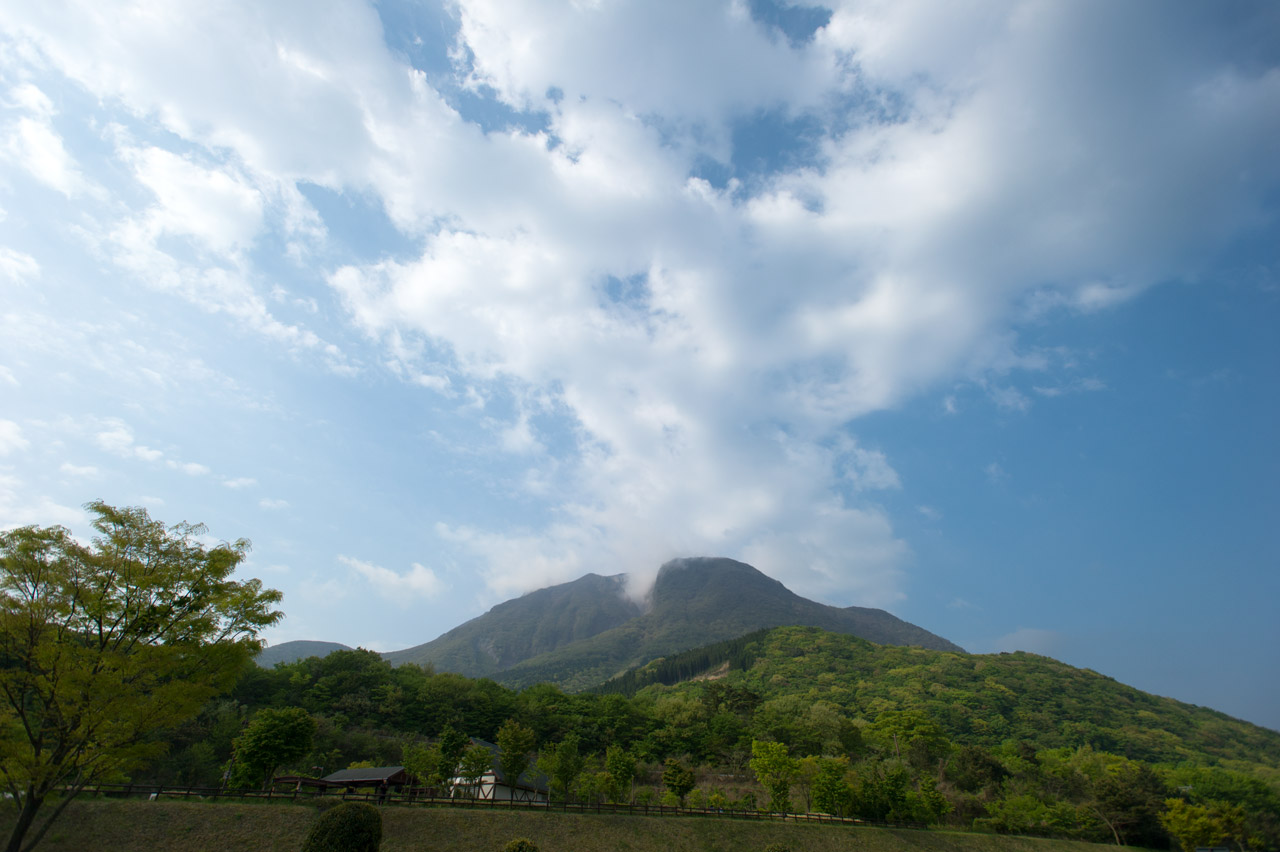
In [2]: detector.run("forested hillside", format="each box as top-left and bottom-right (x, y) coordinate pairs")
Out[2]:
(142, 626), (1280, 851)
(629, 626), (1280, 771)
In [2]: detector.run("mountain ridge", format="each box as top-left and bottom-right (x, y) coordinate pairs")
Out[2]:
(382, 571), (642, 674)
(256, 639), (352, 668)
(261, 557), (964, 691)
(488, 557), (961, 689)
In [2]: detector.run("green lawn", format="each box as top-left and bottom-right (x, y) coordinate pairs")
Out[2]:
(5, 799), (1131, 852)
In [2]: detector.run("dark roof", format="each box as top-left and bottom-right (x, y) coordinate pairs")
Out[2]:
(272, 775), (329, 788)
(322, 766), (409, 785)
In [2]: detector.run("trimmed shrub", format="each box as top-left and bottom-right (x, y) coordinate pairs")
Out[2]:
(503, 840), (540, 852)
(301, 801), (382, 852)
(312, 797), (343, 814)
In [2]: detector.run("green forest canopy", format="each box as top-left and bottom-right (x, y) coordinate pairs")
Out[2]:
(143, 625), (1279, 850)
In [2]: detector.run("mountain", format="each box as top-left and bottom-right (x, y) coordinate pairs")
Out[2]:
(486, 557), (962, 690)
(262, 557), (963, 691)
(257, 639), (352, 667)
(382, 571), (642, 674)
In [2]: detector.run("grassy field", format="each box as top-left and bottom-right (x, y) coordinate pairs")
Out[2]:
(4, 798), (1125, 852)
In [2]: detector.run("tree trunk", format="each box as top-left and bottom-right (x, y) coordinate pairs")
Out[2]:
(5, 792), (43, 852)
(19, 789), (83, 852)
(1092, 806), (1123, 846)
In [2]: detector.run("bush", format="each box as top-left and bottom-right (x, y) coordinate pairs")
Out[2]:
(763, 845), (791, 852)
(503, 840), (540, 852)
(311, 797), (343, 814)
(301, 802), (382, 852)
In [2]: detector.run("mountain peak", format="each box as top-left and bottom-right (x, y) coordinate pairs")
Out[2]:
(655, 555), (783, 581)
(649, 556), (798, 613)
(371, 556), (961, 685)
(383, 568), (642, 673)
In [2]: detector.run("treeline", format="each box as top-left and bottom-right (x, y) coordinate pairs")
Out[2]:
(137, 627), (1280, 851)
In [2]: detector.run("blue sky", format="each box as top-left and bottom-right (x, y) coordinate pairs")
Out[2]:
(1, 1), (1277, 730)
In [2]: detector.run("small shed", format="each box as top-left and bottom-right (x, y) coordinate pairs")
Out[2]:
(321, 766), (413, 793)
(271, 774), (330, 793)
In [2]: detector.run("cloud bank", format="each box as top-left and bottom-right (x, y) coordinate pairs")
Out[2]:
(2, 0), (1276, 605)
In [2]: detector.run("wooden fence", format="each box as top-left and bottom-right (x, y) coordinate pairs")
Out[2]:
(72, 783), (926, 830)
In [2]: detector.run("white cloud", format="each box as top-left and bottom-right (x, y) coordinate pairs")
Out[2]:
(989, 386), (1031, 413)
(2, 115), (93, 197)
(93, 419), (156, 459)
(7, 83), (55, 118)
(103, 210), (350, 367)
(0, 29), (351, 371)
(223, 477), (257, 489)
(0, 248), (40, 286)
(1, 79), (100, 197)
(90, 417), (211, 474)
(0, 473), (82, 530)
(495, 410), (543, 456)
(5, 0), (1276, 609)
(326, 1), (1280, 604)
(1033, 377), (1106, 398)
(0, 420), (29, 455)
(841, 444), (902, 491)
(122, 146), (265, 256)
(435, 523), (592, 600)
(984, 462), (1007, 485)
(258, 498), (288, 510)
(59, 462), (99, 477)
(339, 555), (443, 602)
(455, 0), (833, 132)
(131, 444), (162, 462)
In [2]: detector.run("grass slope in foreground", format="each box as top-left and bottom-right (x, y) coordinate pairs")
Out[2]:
(10, 799), (1127, 852)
